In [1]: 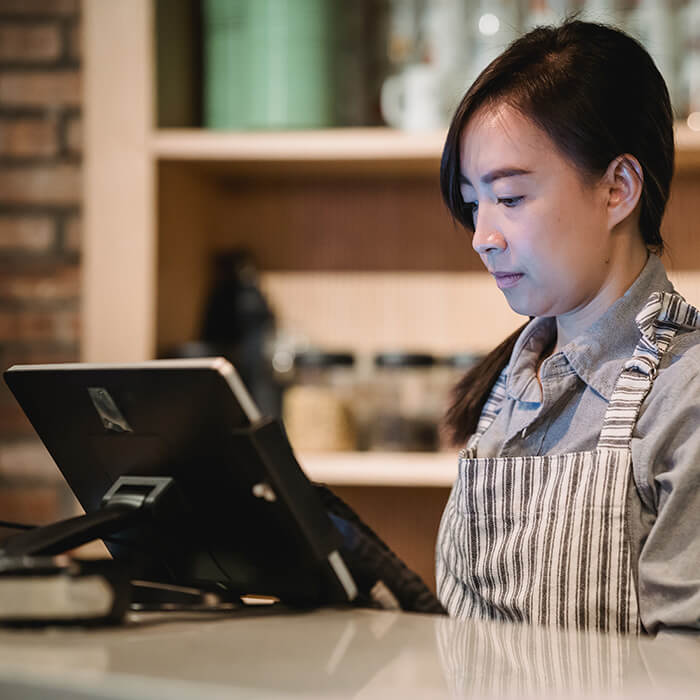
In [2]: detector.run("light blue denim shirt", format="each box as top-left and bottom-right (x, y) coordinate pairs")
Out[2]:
(476, 254), (700, 633)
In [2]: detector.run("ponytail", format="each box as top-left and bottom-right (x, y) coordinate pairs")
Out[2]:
(441, 322), (528, 447)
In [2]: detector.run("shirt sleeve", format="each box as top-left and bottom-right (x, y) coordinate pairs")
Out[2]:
(633, 339), (700, 633)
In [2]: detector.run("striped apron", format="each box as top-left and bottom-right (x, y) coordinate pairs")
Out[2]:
(436, 291), (700, 634)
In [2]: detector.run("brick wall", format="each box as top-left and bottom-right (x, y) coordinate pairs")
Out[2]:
(0, 0), (82, 535)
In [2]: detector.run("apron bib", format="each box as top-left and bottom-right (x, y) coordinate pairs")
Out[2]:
(436, 291), (700, 634)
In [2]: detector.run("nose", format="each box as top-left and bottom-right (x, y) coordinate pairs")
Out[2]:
(472, 210), (507, 256)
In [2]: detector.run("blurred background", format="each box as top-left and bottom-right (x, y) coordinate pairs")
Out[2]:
(0, 0), (81, 535)
(1, 0), (700, 587)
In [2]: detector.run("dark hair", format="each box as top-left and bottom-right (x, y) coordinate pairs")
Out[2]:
(440, 20), (675, 446)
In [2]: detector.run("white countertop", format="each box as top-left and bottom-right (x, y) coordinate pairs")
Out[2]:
(0, 607), (698, 699)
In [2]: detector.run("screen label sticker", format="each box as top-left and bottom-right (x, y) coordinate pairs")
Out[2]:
(88, 387), (133, 433)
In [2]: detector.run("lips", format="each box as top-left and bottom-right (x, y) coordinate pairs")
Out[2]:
(491, 271), (524, 290)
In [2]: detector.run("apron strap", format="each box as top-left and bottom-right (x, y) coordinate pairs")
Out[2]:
(598, 291), (700, 449)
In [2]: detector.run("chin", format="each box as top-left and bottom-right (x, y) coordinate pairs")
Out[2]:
(503, 292), (554, 319)
(503, 294), (536, 318)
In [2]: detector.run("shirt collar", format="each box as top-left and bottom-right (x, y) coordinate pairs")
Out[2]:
(506, 315), (556, 403)
(505, 255), (673, 402)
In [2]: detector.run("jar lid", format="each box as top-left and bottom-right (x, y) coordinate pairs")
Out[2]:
(294, 351), (355, 368)
(373, 352), (435, 368)
(441, 352), (482, 368)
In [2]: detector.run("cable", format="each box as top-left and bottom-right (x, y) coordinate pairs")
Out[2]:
(0, 519), (147, 554)
(0, 520), (36, 531)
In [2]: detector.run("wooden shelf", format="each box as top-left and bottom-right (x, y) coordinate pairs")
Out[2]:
(152, 127), (446, 177)
(297, 451), (457, 487)
(673, 122), (700, 171)
(152, 127), (445, 160)
(83, 3), (700, 366)
(152, 123), (700, 173)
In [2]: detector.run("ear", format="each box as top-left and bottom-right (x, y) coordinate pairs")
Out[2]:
(603, 154), (643, 231)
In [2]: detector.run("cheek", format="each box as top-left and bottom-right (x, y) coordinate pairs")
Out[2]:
(510, 210), (594, 284)
(509, 207), (565, 263)
(531, 199), (596, 254)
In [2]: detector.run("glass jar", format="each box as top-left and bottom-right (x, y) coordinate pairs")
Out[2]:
(368, 352), (438, 452)
(434, 352), (482, 407)
(282, 351), (357, 452)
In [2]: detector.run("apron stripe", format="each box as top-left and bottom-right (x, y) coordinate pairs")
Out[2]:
(556, 452), (579, 627)
(513, 456), (531, 621)
(577, 449), (598, 631)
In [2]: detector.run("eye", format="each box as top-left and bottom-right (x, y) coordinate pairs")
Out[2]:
(498, 196), (524, 207)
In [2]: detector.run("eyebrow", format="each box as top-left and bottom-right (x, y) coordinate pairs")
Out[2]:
(459, 167), (533, 186)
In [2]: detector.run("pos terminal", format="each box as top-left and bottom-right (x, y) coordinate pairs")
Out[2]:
(1, 358), (358, 617)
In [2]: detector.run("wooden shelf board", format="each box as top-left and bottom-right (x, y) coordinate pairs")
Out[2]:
(153, 123), (700, 171)
(672, 122), (700, 148)
(152, 127), (447, 162)
(297, 451), (457, 487)
(674, 123), (700, 172)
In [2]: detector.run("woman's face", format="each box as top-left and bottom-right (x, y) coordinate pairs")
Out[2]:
(459, 104), (613, 318)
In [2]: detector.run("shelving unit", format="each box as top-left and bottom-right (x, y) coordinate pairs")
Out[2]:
(84, 0), (700, 421)
(84, 0), (700, 456)
(83, 1), (700, 366)
(83, 2), (700, 589)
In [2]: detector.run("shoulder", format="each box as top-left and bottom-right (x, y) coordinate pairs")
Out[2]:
(633, 328), (700, 503)
(641, 328), (700, 416)
(635, 332), (700, 438)
(662, 328), (700, 381)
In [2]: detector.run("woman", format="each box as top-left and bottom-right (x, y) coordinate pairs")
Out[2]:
(436, 20), (700, 635)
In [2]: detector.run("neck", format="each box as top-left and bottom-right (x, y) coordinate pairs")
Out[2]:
(552, 238), (649, 355)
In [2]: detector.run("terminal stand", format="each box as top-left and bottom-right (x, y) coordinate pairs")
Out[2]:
(0, 419), (357, 610)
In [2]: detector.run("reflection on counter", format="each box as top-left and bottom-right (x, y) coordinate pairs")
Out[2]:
(1, 608), (699, 699)
(433, 615), (700, 699)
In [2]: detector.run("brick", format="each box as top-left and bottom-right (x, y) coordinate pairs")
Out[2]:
(0, 215), (54, 251)
(0, 375), (33, 439)
(0, 70), (80, 107)
(0, 163), (81, 205)
(0, 263), (80, 302)
(64, 113), (80, 153)
(0, 439), (60, 481)
(0, 337), (78, 441)
(0, 394), (35, 438)
(0, 484), (61, 529)
(69, 18), (81, 61)
(0, 116), (58, 157)
(64, 212), (79, 252)
(0, 343), (79, 368)
(0, 308), (80, 343)
(0, 23), (62, 62)
(0, 0), (78, 14)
